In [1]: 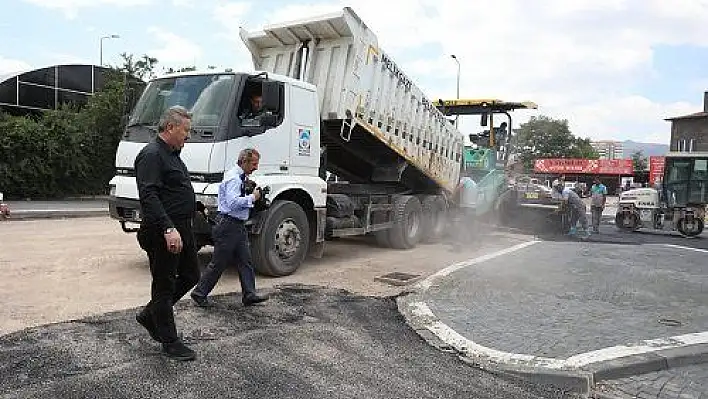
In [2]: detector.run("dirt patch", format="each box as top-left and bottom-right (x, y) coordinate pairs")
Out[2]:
(0, 216), (530, 335)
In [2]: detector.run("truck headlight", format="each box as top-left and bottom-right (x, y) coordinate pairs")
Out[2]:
(109, 184), (116, 197)
(195, 194), (218, 208)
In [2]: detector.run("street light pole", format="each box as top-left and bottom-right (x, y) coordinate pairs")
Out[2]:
(450, 54), (460, 126)
(99, 34), (120, 66)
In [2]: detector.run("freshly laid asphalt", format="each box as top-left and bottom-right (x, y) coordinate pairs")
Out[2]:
(424, 239), (708, 359)
(400, 225), (708, 396)
(0, 285), (574, 399)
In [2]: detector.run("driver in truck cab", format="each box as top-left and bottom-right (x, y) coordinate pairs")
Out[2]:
(239, 93), (264, 127)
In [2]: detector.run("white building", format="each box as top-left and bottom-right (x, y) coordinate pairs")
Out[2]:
(591, 140), (624, 160)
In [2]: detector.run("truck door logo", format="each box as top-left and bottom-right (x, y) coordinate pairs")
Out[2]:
(298, 128), (311, 156)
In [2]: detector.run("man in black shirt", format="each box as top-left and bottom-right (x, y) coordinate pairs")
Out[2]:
(134, 105), (200, 361)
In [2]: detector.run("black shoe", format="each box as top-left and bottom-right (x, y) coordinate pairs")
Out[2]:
(136, 310), (160, 342)
(242, 293), (269, 307)
(161, 340), (196, 361)
(191, 293), (214, 308)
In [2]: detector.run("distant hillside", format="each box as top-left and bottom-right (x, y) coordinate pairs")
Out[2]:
(622, 140), (669, 158)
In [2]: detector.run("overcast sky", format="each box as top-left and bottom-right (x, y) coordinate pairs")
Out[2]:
(2, 0), (707, 144)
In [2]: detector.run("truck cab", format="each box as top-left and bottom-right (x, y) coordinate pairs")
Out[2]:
(109, 71), (328, 272)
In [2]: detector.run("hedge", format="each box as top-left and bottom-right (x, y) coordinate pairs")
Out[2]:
(0, 70), (133, 199)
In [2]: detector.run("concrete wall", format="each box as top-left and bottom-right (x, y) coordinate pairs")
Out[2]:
(670, 117), (708, 152)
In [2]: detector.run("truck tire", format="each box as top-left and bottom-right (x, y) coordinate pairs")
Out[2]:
(615, 211), (639, 232)
(251, 200), (310, 277)
(421, 195), (448, 243)
(677, 217), (704, 237)
(387, 195), (424, 249)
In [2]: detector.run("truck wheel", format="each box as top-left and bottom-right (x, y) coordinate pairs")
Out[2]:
(421, 195), (448, 243)
(615, 211), (639, 232)
(677, 217), (704, 237)
(388, 195), (424, 249)
(251, 200), (310, 277)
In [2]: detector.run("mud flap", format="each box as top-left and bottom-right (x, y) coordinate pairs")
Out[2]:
(309, 207), (327, 259)
(309, 241), (326, 259)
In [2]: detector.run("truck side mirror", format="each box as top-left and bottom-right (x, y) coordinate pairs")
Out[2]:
(262, 81), (280, 113)
(480, 113), (488, 126)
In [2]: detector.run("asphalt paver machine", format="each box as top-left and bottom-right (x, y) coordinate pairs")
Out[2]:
(435, 99), (562, 231)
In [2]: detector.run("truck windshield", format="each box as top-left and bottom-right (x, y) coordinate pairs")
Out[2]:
(125, 73), (236, 141)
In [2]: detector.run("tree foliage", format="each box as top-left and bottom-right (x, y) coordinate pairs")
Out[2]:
(631, 150), (648, 172)
(512, 115), (599, 172)
(117, 53), (158, 81)
(0, 55), (156, 199)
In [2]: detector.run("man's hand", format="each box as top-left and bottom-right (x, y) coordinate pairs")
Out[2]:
(253, 187), (262, 201)
(164, 229), (183, 254)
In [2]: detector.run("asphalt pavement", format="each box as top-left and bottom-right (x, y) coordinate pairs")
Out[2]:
(399, 226), (708, 396)
(0, 285), (574, 399)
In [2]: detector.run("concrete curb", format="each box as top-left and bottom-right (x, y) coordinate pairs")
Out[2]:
(580, 343), (708, 382)
(396, 241), (708, 395)
(2, 209), (108, 221)
(398, 289), (593, 395)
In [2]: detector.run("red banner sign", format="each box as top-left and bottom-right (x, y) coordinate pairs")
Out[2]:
(534, 158), (633, 175)
(649, 156), (665, 185)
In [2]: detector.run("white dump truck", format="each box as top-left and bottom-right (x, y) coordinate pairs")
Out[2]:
(108, 7), (464, 276)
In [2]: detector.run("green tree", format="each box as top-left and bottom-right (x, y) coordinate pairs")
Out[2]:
(164, 65), (197, 74)
(116, 53), (158, 80)
(513, 115), (599, 171)
(631, 150), (648, 172)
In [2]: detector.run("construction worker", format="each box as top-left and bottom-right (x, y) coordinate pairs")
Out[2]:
(552, 181), (590, 237)
(590, 177), (607, 233)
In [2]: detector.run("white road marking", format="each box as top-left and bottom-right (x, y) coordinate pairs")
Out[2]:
(403, 240), (708, 372)
(415, 240), (539, 290)
(410, 301), (567, 369)
(564, 331), (708, 367)
(661, 244), (708, 254)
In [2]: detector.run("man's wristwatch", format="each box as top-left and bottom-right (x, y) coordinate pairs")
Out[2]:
(164, 227), (177, 235)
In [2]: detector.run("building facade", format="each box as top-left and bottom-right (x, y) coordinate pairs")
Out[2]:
(0, 64), (143, 116)
(666, 92), (708, 152)
(591, 140), (624, 160)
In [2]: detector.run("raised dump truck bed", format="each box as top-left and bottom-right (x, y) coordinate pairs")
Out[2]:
(240, 7), (462, 194)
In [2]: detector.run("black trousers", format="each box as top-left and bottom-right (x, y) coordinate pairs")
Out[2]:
(136, 219), (200, 343)
(192, 215), (256, 300)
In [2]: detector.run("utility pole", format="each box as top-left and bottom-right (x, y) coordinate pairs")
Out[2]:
(450, 54), (460, 127)
(99, 34), (120, 66)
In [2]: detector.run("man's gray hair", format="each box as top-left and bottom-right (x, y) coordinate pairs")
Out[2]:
(158, 105), (192, 132)
(237, 148), (260, 166)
